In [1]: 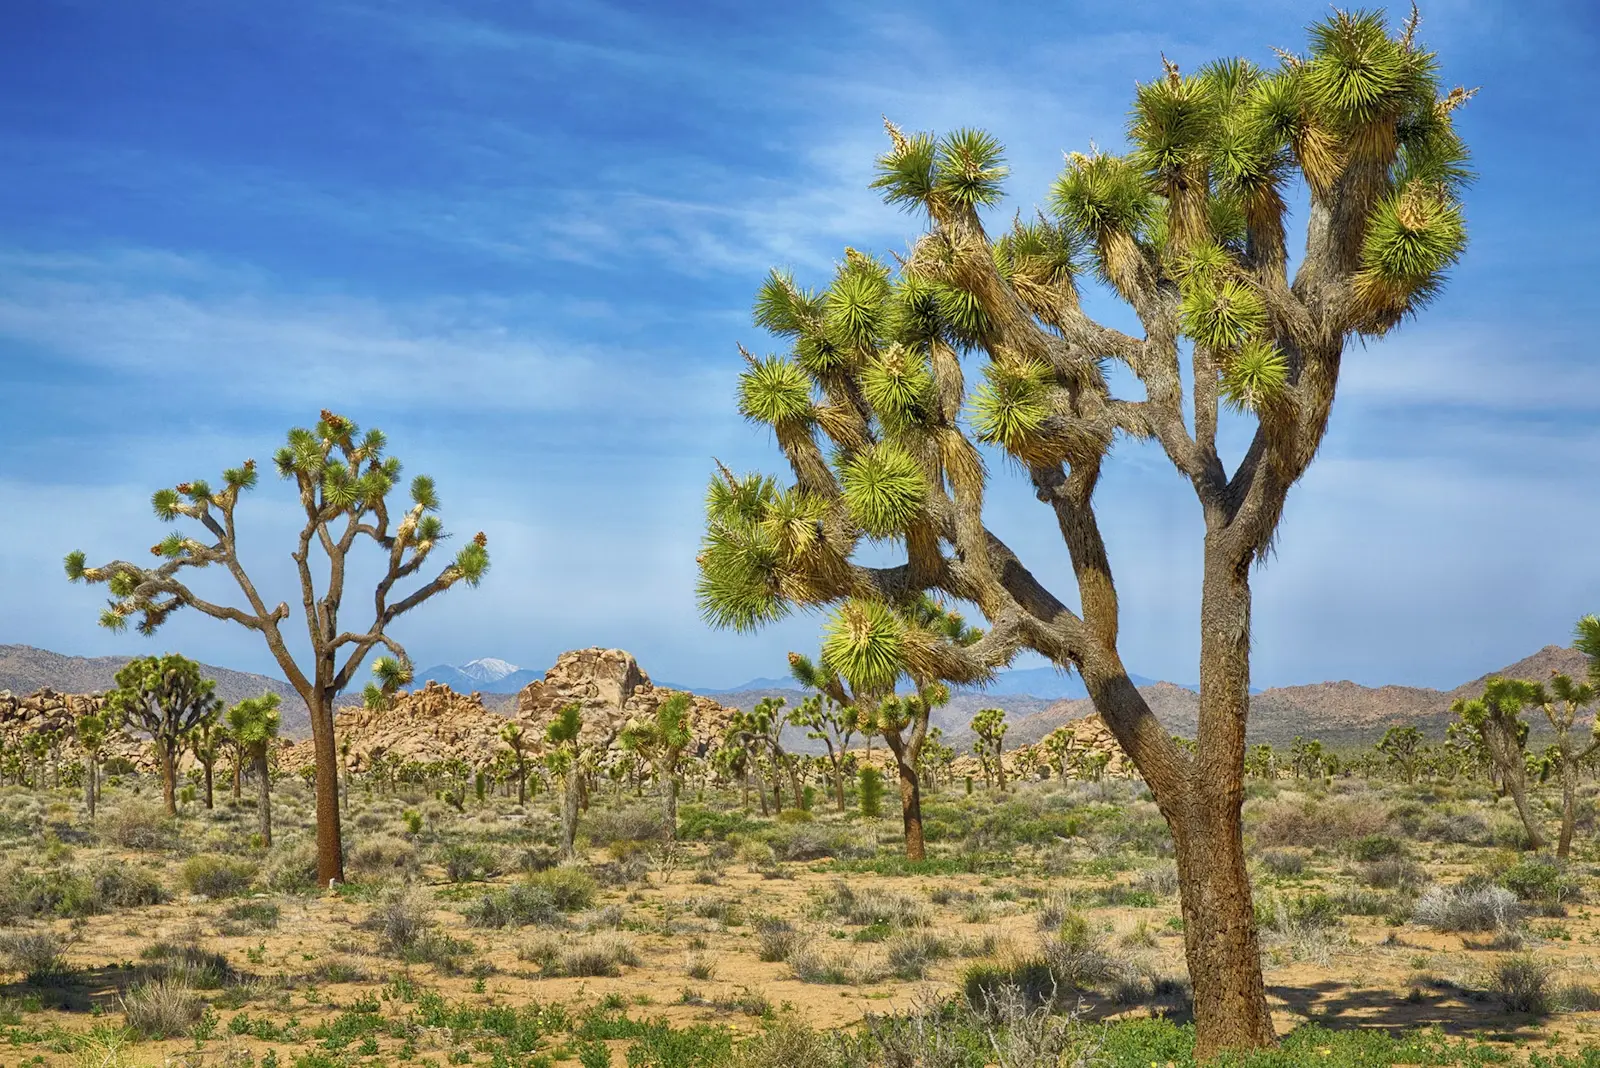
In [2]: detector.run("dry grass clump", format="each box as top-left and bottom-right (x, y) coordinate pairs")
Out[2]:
(120, 978), (204, 1038)
(519, 931), (640, 977)
(820, 880), (930, 928)
(347, 835), (421, 881)
(1253, 797), (1389, 849)
(885, 930), (952, 979)
(1492, 953), (1551, 1014)
(786, 938), (887, 985)
(1257, 847), (1311, 876)
(1412, 884), (1525, 933)
(98, 800), (180, 851)
(263, 840), (320, 894)
(0, 927), (69, 981)
(755, 915), (800, 962)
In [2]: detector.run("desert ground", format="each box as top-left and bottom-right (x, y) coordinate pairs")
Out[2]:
(2, 759), (1600, 1068)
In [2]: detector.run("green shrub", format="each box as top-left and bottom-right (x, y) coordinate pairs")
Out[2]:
(463, 882), (563, 929)
(1497, 857), (1582, 914)
(1493, 953), (1551, 1014)
(437, 841), (500, 883)
(180, 855), (258, 898)
(527, 866), (596, 911)
(858, 768), (884, 818)
(962, 958), (1059, 1012)
(1351, 834), (1404, 861)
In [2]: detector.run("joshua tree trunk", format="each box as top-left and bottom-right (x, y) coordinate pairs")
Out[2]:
(663, 774), (678, 843)
(306, 690), (345, 884)
(560, 768), (581, 862)
(1084, 557), (1275, 1057)
(253, 751), (273, 846)
(83, 756), (97, 817)
(1559, 757), (1578, 859)
(158, 742), (179, 816)
(202, 760), (215, 810)
(1486, 726), (1544, 851)
(995, 741), (1007, 793)
(883, 733), (926, 862)
(515, 761), (527, 807)
(232, 755), (242, 800)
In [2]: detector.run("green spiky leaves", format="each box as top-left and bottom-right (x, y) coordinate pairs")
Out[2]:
(871, 127), (938, 210)
(934, 128), (1008, 209)
(410, 475), (439, 512)
(872, 125), (1007, 213)
(859, 345), (934, 427)
(970, 359), (1051, 455)
(1360, 183), (1466, 283)
(370, 655), (414, 691)
(822, 599), (906, 694)
(1179, 276), (1267, 350)
(1051, 152), (1155, 243)
(1303, 9), (1424, 130)
(152, 488), (181, 521)
(1220, 340), (1289, 412)
(453, 533), (490, 588)
(738, 356), (814, 428)
(698, 472), (790, 633)
(753, 270), (821, 338)
(63, 550), (87, 582)
(824, 254), (891, 351)
(1129, 70), (1214, 180)
(839, 443), (926, 537)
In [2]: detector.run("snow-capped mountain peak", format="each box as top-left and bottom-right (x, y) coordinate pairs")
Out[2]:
(458, 658), (519, 683)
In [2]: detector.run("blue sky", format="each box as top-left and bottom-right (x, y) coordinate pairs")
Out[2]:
(1, 0), (1597, 694)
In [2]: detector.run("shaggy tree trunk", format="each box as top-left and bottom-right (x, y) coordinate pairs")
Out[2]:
(1558, 757), (1577, 859)
(202, 761), (215, 810)
(996, 741), (1007, 793)
(663, 773), (679, 843)
(831, 756), (847, 812)
(254, 752), (273, 846)
(159, 743), (179, 817)
(1488, 727), (1544, 851)
(1088, 554), (1276, 1058)
(560, 769), (581, 861)
(83, 755), (97, 818)
(883, 734), (926, 862)
(232, 755), (242, 801)
(307, 689), (345, 885)
(515, 761), (527, 807)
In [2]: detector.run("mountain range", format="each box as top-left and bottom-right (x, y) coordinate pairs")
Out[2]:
(1, 643), (1590, 749)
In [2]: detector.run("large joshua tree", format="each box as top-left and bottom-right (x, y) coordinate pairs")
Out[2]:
(65, 411), (490, 885)
(694, 11), (1473, 1055)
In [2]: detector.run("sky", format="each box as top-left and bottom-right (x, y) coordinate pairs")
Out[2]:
(1, 0), (1597, 694)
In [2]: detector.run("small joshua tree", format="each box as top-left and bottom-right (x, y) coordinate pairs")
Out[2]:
(786, 652), (861, 810)
(189, 709), (227, 810)
(500, 722), (531, 807)
(105, 654), (222, 816)
(1452, 678), (1541, 850)
(227, 694), (281, 846)
(1043, 726), (1079, 782)
(1528, 675), (1595, 858)
(65, 411), (488, 884)
(1376, 725), (1426, 784)
(620, 692), (694, 842)
(76, 708), (113, 818)
(970, 706), (1009, 791)
(544, 702), (587, 862)
(727, 697), (794, 813)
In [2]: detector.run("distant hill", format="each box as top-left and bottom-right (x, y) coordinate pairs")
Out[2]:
(988, 645), (1594, 751)
(0, 644), (317, 737)
(6, 642), (1591, 752)
(414, 660), (542, 694)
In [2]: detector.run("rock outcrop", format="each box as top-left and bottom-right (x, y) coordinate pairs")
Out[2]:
(276, 649), (745, 775)
(512, 648), (741, 758)
(278, 680), (508, 774)
(0, 688), (155, 770)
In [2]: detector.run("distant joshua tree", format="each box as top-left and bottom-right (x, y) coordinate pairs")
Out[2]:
(970, 707), (1009, 791)
(105, 654), (221, 816)
(227, 693), (282, 846)
(65, 410), (489, 884)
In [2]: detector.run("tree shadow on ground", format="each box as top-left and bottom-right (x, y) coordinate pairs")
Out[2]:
(1267, 979), (1546, 1041)
(0, 962), (143, 1014)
